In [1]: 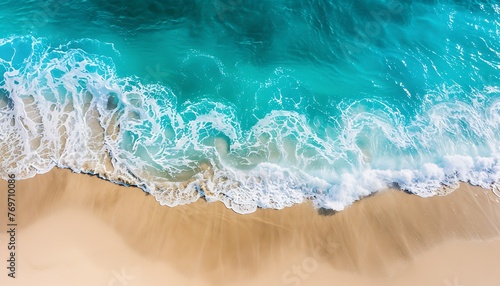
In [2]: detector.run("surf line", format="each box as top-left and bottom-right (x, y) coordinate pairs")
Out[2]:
(6, 174), (16, 279)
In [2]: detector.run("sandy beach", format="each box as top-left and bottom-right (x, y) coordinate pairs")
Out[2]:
(1, 168), (500, 286)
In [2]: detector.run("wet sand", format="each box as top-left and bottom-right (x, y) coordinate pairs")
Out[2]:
(1, 168), (500, 285)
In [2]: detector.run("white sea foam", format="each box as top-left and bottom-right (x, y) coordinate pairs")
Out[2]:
(1, 36), (500, 214)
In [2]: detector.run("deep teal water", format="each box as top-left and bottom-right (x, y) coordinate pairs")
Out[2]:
(0, 0), (499, 213)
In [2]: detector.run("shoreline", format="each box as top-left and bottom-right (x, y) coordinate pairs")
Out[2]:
(1, 168), (500, 285)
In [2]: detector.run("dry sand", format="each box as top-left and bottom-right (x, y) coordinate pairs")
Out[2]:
(1, 168), (500, 285)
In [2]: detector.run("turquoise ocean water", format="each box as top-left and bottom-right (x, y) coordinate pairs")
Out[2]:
(0, 0), (499, 213)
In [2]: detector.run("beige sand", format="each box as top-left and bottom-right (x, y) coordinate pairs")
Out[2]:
(1, 168), (500, 285)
